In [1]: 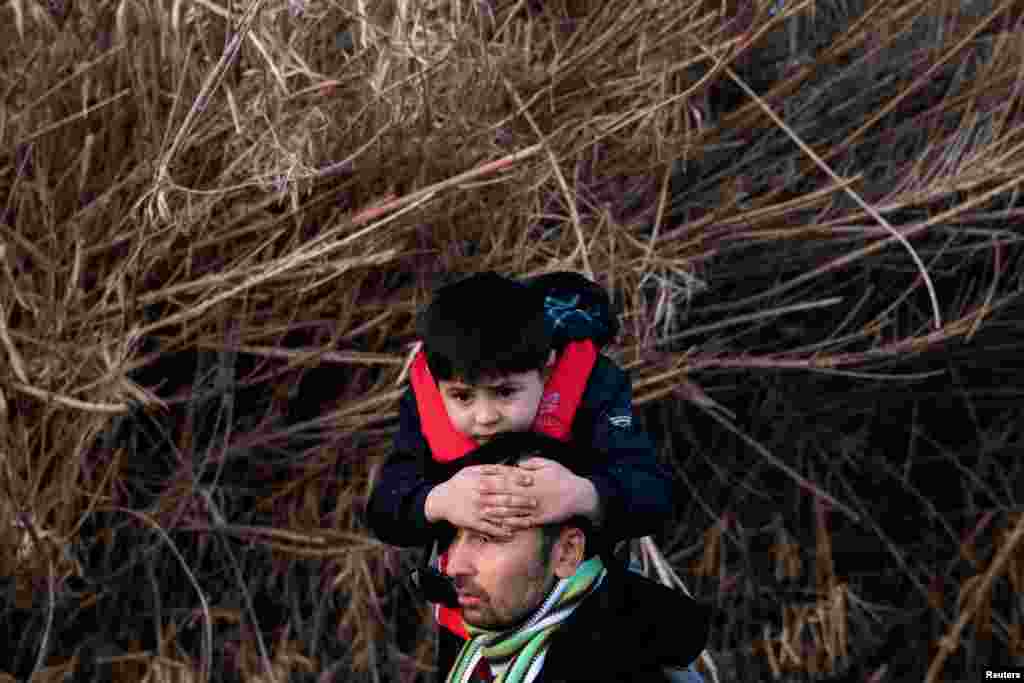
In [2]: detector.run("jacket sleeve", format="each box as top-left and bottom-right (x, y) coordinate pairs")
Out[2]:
(365, 389), (440, 547)
(580, 357), (675, 544)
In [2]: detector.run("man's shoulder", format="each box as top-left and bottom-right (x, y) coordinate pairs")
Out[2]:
(600, 568), (708, 621)
(543, 568), (711, 680)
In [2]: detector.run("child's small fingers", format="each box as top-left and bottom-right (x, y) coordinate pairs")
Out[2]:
(479, 478), (531, 496)
(487, 494), (535, 508)
(479, 519), (515, 537)
(501, 516), (534, 530)
(516, 457), (549, 469)
(478, 483), (515, 498)
(488, 505), (533, 518)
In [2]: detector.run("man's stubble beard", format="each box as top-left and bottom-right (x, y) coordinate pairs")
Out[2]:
(463, 561), (558, 631)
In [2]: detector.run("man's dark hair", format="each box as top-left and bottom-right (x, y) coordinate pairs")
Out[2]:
(418, 271), (552, 384)
(537, 516), (591, 565)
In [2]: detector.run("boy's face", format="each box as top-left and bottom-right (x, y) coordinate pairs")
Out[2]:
(437, 351), (555, 444)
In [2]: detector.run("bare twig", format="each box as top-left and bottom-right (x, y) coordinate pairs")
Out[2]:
(30, 559), (56, 679)
(100, 506), (214, 683)
(927, 512), (1024, 682)
(502, 76), (594, 280)
(689, 41), (944, 331)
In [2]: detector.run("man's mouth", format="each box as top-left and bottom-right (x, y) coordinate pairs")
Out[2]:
(457, 592), (484, 606)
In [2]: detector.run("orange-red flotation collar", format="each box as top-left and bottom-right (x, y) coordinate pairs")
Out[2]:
(410, 339), (598, 638)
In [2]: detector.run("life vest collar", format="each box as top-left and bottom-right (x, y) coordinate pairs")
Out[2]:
(409, 340), (597, 463)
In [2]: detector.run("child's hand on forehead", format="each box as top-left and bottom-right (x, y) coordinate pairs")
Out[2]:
(425, 463), (538, 538)
(499, 456), (602, 530)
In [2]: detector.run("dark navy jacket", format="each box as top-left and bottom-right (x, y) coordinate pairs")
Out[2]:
(366, 352), (674, 550)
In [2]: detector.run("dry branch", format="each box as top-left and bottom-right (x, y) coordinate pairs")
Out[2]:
(2, 0), (1023, 680)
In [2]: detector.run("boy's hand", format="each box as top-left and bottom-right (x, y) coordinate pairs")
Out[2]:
(502, 457), (602, 529)
(424, 465), (537, 538)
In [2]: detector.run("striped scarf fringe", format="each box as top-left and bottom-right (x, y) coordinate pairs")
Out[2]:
(446, 556), (606, 683)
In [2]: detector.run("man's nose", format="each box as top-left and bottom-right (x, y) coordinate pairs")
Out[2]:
(445, 537), (474, 578)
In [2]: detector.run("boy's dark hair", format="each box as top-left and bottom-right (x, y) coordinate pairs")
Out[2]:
(418, 271), (553, 384)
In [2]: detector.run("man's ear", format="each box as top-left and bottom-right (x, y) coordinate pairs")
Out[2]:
(551, 526), (585, 579)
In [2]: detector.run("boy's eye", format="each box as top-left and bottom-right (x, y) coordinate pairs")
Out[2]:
(448, 387), (516, 403)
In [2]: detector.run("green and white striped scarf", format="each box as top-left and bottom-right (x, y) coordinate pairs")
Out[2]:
(446, 556), (606, 683)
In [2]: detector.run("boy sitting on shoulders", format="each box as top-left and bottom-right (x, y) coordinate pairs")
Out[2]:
(367, 271), (676, 675)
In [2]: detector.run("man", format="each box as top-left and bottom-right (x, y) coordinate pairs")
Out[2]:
(422, 432), (711, 683)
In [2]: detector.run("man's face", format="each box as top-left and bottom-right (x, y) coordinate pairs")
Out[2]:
(437, 352), (554, 444)
(444, 526), (556, 630)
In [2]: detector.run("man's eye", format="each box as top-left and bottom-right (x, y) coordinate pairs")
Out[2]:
(451, 393), (471, 403)
(497, 389), (518, 398)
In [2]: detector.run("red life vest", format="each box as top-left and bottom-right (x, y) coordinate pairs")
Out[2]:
(409, 339), (598, 638)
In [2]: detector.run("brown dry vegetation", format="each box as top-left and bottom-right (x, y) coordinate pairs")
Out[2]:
(1, 0), (1024, 681)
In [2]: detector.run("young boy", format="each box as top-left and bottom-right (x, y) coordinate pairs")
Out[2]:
(366, 270), (675, 677)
